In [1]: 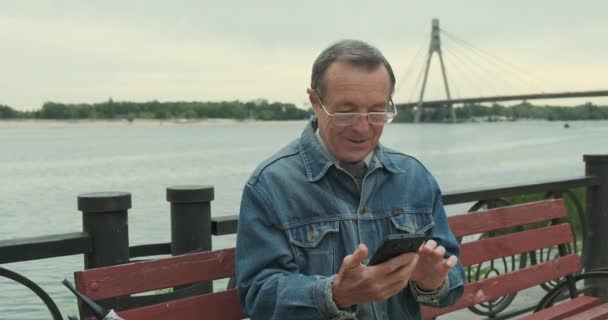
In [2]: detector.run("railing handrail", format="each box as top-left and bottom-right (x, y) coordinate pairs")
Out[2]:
(211, 175), (599, 236)
(0, 175), (600, 263)
(0, 232), (91, 264)
(442, 175), (599, 205)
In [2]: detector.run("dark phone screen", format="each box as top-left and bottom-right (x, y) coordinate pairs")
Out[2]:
(368, 234), (427, 266)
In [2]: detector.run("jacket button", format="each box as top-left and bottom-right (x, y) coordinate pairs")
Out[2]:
(308, 230), (316, 241)
(360, 207), (368, 215)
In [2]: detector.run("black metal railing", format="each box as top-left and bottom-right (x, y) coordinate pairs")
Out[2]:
(1, 154), (606, 319)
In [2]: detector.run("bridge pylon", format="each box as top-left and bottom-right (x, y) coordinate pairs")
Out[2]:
(414, 18), (456, 123)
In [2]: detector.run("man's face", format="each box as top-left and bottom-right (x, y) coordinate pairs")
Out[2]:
(310, 61), (391, 163)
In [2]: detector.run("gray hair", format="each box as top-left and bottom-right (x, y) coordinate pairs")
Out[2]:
(311, 39), (396, 99)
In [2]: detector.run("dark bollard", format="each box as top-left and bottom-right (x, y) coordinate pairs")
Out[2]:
(167, 185), (214, 293)
(166, 185), (214, 255)
(583, 155), (608, 293)
(78, 192), (131, 269)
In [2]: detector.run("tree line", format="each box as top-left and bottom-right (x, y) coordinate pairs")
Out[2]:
(0, 99), (311, 121)
(1, 100), (607, 122)
(394, 101), (608, 122)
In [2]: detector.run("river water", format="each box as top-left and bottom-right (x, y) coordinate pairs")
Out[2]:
(0, 119), (606, 319)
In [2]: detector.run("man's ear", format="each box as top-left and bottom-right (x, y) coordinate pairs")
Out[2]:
(306, 88), (318, 107)
(307, 88), (323, 118)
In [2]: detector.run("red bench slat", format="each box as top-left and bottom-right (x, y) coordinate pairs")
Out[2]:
(421, 254), (582, 319)
(117, 289), (246, 320)
(460, 223), (573, 267)
(75, 199), (592, 320)
(520, 296), (601, 320)
(75, 248), (235, 300)
(448, 199), (568, 237)
(563, 302), (608, 320)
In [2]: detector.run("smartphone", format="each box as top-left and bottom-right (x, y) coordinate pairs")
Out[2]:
(368, 234), (427, 266)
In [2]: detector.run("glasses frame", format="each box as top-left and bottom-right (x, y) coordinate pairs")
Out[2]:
(313, 90), (397, 126)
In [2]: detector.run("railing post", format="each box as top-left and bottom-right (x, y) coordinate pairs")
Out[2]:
(167, 185), (214, 293)
(583, 155), (608, 292)
(78, 192), (131, 269)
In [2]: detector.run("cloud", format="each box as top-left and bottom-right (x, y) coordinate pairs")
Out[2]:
(0, 14), (314, 108)
(1, 1), (607, 109)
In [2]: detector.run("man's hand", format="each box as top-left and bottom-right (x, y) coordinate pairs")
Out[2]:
(332, 244), (419, 309)
(411, 239), (458, 291)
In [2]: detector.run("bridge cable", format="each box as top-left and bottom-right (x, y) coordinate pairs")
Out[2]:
(444, 45), (522, 96)
(440, 29), (545, 93)
(395, 40), (428, 104)
(441, 28), (543, 90)
(408, 56), (429, 103)
(395, 39), (427, 97)
(439, 47), (486, 97)
(440, 34), (522, 96)
(441, 33), (533, 96)
(442, 44), (512, 98)
(437, 49), (486, 100)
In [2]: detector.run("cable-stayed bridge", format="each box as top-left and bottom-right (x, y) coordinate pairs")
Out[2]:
(397, 90), (608, 109)
(397, 19), (608, 122)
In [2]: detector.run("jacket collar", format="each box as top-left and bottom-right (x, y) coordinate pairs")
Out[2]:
(298, 117), (402, 182)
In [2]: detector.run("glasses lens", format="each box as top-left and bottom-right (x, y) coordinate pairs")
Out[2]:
(333, 113), (355, 126)
(368, 113), (389, 124)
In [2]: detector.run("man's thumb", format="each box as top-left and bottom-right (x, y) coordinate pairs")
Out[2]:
(341, 244), (368, 270)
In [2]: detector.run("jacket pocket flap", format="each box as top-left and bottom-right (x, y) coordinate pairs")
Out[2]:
(390, 210), (434, 234)
(287, 221), (339, 248)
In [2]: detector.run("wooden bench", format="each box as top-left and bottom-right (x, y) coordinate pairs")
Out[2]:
(422, 199), (608, 319)
(74, 248), (245, 320)
(74, 199), (607, 319)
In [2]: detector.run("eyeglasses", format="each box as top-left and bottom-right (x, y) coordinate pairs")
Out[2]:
(313, 90), (397, 126)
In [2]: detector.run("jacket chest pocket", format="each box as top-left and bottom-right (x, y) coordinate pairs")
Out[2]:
(389, 209), (434, 235)
(286, 220), (339, 276)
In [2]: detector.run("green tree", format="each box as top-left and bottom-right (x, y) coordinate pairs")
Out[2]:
(0, 104), (17, 118)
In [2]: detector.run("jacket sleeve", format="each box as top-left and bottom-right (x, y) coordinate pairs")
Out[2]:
(236, 181), (357, 320)
(415, 178), (465, 307)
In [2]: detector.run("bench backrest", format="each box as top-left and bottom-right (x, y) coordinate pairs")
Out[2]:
(74, 199), (575, 319)
(422, 199), (579, 319)
(74, 247), (246, 320)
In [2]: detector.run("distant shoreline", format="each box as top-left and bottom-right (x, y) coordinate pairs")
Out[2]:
(0, 118), (310, 128)
(1, 118), (607, 129)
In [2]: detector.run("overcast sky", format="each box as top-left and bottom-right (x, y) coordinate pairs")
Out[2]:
(2, 1), (607, 110)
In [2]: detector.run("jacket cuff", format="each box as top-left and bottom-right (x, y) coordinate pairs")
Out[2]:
(315, 275), (358, 319)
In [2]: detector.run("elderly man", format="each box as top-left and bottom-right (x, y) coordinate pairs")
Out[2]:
(236, 39), (464, 319)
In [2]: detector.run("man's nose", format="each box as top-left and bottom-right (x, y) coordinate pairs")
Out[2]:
(351, 114), (371, 133)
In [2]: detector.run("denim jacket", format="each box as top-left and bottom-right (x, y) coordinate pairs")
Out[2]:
(236, 119), (464, 319)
